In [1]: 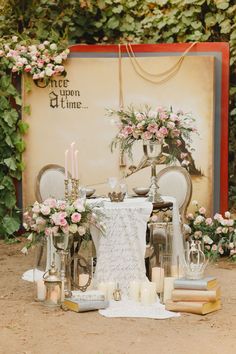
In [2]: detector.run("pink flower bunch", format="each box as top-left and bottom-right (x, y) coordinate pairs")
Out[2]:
(23, 197), (103, 250)
(186, 200), (236, 260)
(0, 36), (69, 80)
(109, 105), (196, 163)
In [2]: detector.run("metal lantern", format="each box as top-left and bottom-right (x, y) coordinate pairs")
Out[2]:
(183, 240), (208, 280)
(43, 262), (62, 307)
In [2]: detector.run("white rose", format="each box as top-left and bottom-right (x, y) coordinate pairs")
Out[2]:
(54, 55), (62, 64)
(69, 224), (78, 234)
(12, 35), (18, 42)
(194, 215), (204, 225)
(203, 235), (213, 244)
(50, 43), (57, 50)
(225, 211), (231, 219)
(192, 200), (198, 206)
(45, 67), (54, 76)
(78, 226), (86, 236)
(40, 205), (50, 215)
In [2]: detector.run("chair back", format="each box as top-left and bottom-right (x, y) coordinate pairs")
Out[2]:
(35, 164), (66, 202)
(156, 166), (192, 221)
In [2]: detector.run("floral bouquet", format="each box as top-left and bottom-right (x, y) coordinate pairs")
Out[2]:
(0, 36), (69, 81)
(108, 105), (197, 163)
(22, 197), (104, 254)
(185, 201), (236, 261)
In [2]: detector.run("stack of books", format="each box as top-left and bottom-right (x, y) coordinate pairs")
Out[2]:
(165, 276), (221, 315)
(63, 290), (109, 313)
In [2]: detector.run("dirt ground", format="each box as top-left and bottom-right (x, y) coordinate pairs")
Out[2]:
(0, 239), (236, 354)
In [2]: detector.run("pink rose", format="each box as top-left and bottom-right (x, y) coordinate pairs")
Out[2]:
(136, 113), (144, 121)
(159, 127), (168, 136)
(44, 198), (57, 208)
(147, 123), (158, 133)
(59, 218), (67, 227)
(176, 139), (182, 146)
(24, 65), (32, 73)
(218, 247), (224, 255)
(159, 112), (168, 120)
(211, 244), (217, 251)
(71, 212), (82, 223)
(171, 128), (180, 137)
(45, 227), (53, 237)
(205, 217), (213, 225)
(199, 207), (206, 215)
(142, 131), (152, 140)
(32, 203), (40, 213)
(167, 121), (175, 129)
(40, 205), (51, 215)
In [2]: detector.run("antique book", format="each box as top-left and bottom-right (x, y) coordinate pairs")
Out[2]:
(166, 299), (221, 315)
(172, 287), (221, 302)
(63, 298), (109, 313)
(174, 277), (217, 290)
(71, 290), (105, 302)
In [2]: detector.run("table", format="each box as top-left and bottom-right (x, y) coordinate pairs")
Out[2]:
(89, 196), (185, 295)
(89, 198), (153, 295)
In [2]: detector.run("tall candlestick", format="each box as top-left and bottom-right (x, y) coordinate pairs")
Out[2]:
(64, 149), (69, 180)
(74, 149), (79, 179)
(70, 142), (75, 178)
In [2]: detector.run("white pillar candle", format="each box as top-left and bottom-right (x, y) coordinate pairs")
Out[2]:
(107, 281), (115, 300)
(151, 267), (164, 293)
(70, 142), (75, 178)
(171, 265), (184, 278)
(36, 279), (46, 301)
(163, 277), (175, 304)
(140, 287), (151, 306)
(64, 149), (68, 180)
(98, 282), (108, 300)
(74, 149), (79, 180)
(149, 282), (157, 304)
(129, 280), (140, 302)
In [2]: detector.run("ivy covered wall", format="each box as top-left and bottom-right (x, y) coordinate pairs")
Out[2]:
(0, 0), (235, 238)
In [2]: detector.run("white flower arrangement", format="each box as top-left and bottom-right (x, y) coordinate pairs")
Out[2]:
(0, 36), (69, 80)
(186, 201), (236, 261)
(22, 197), (105, 253)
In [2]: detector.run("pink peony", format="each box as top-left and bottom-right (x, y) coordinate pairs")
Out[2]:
(71, 212), (82, 223)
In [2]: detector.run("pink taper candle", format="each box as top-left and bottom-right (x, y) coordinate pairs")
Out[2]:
(64, 149), (69, 180)
(70, 142), (75, 178)
(74, 150), (79, 180)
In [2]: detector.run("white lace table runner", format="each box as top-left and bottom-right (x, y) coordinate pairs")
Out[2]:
(90, 199), (153, 295)
(99, 299), (180, 319)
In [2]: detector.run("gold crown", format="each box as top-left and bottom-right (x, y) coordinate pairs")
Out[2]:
(108, 191), (125, 202)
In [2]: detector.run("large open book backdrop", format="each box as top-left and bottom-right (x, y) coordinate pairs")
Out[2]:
(22, 43), (229, 214)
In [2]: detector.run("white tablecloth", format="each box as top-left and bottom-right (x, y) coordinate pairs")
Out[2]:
(89, 196), (184, 295)
(89, 198), (153, 295)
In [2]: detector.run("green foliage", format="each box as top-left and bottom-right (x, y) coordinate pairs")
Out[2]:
(0, 0), (236, 238)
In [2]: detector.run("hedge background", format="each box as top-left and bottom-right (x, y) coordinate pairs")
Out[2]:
(0, 0), (235, 238)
